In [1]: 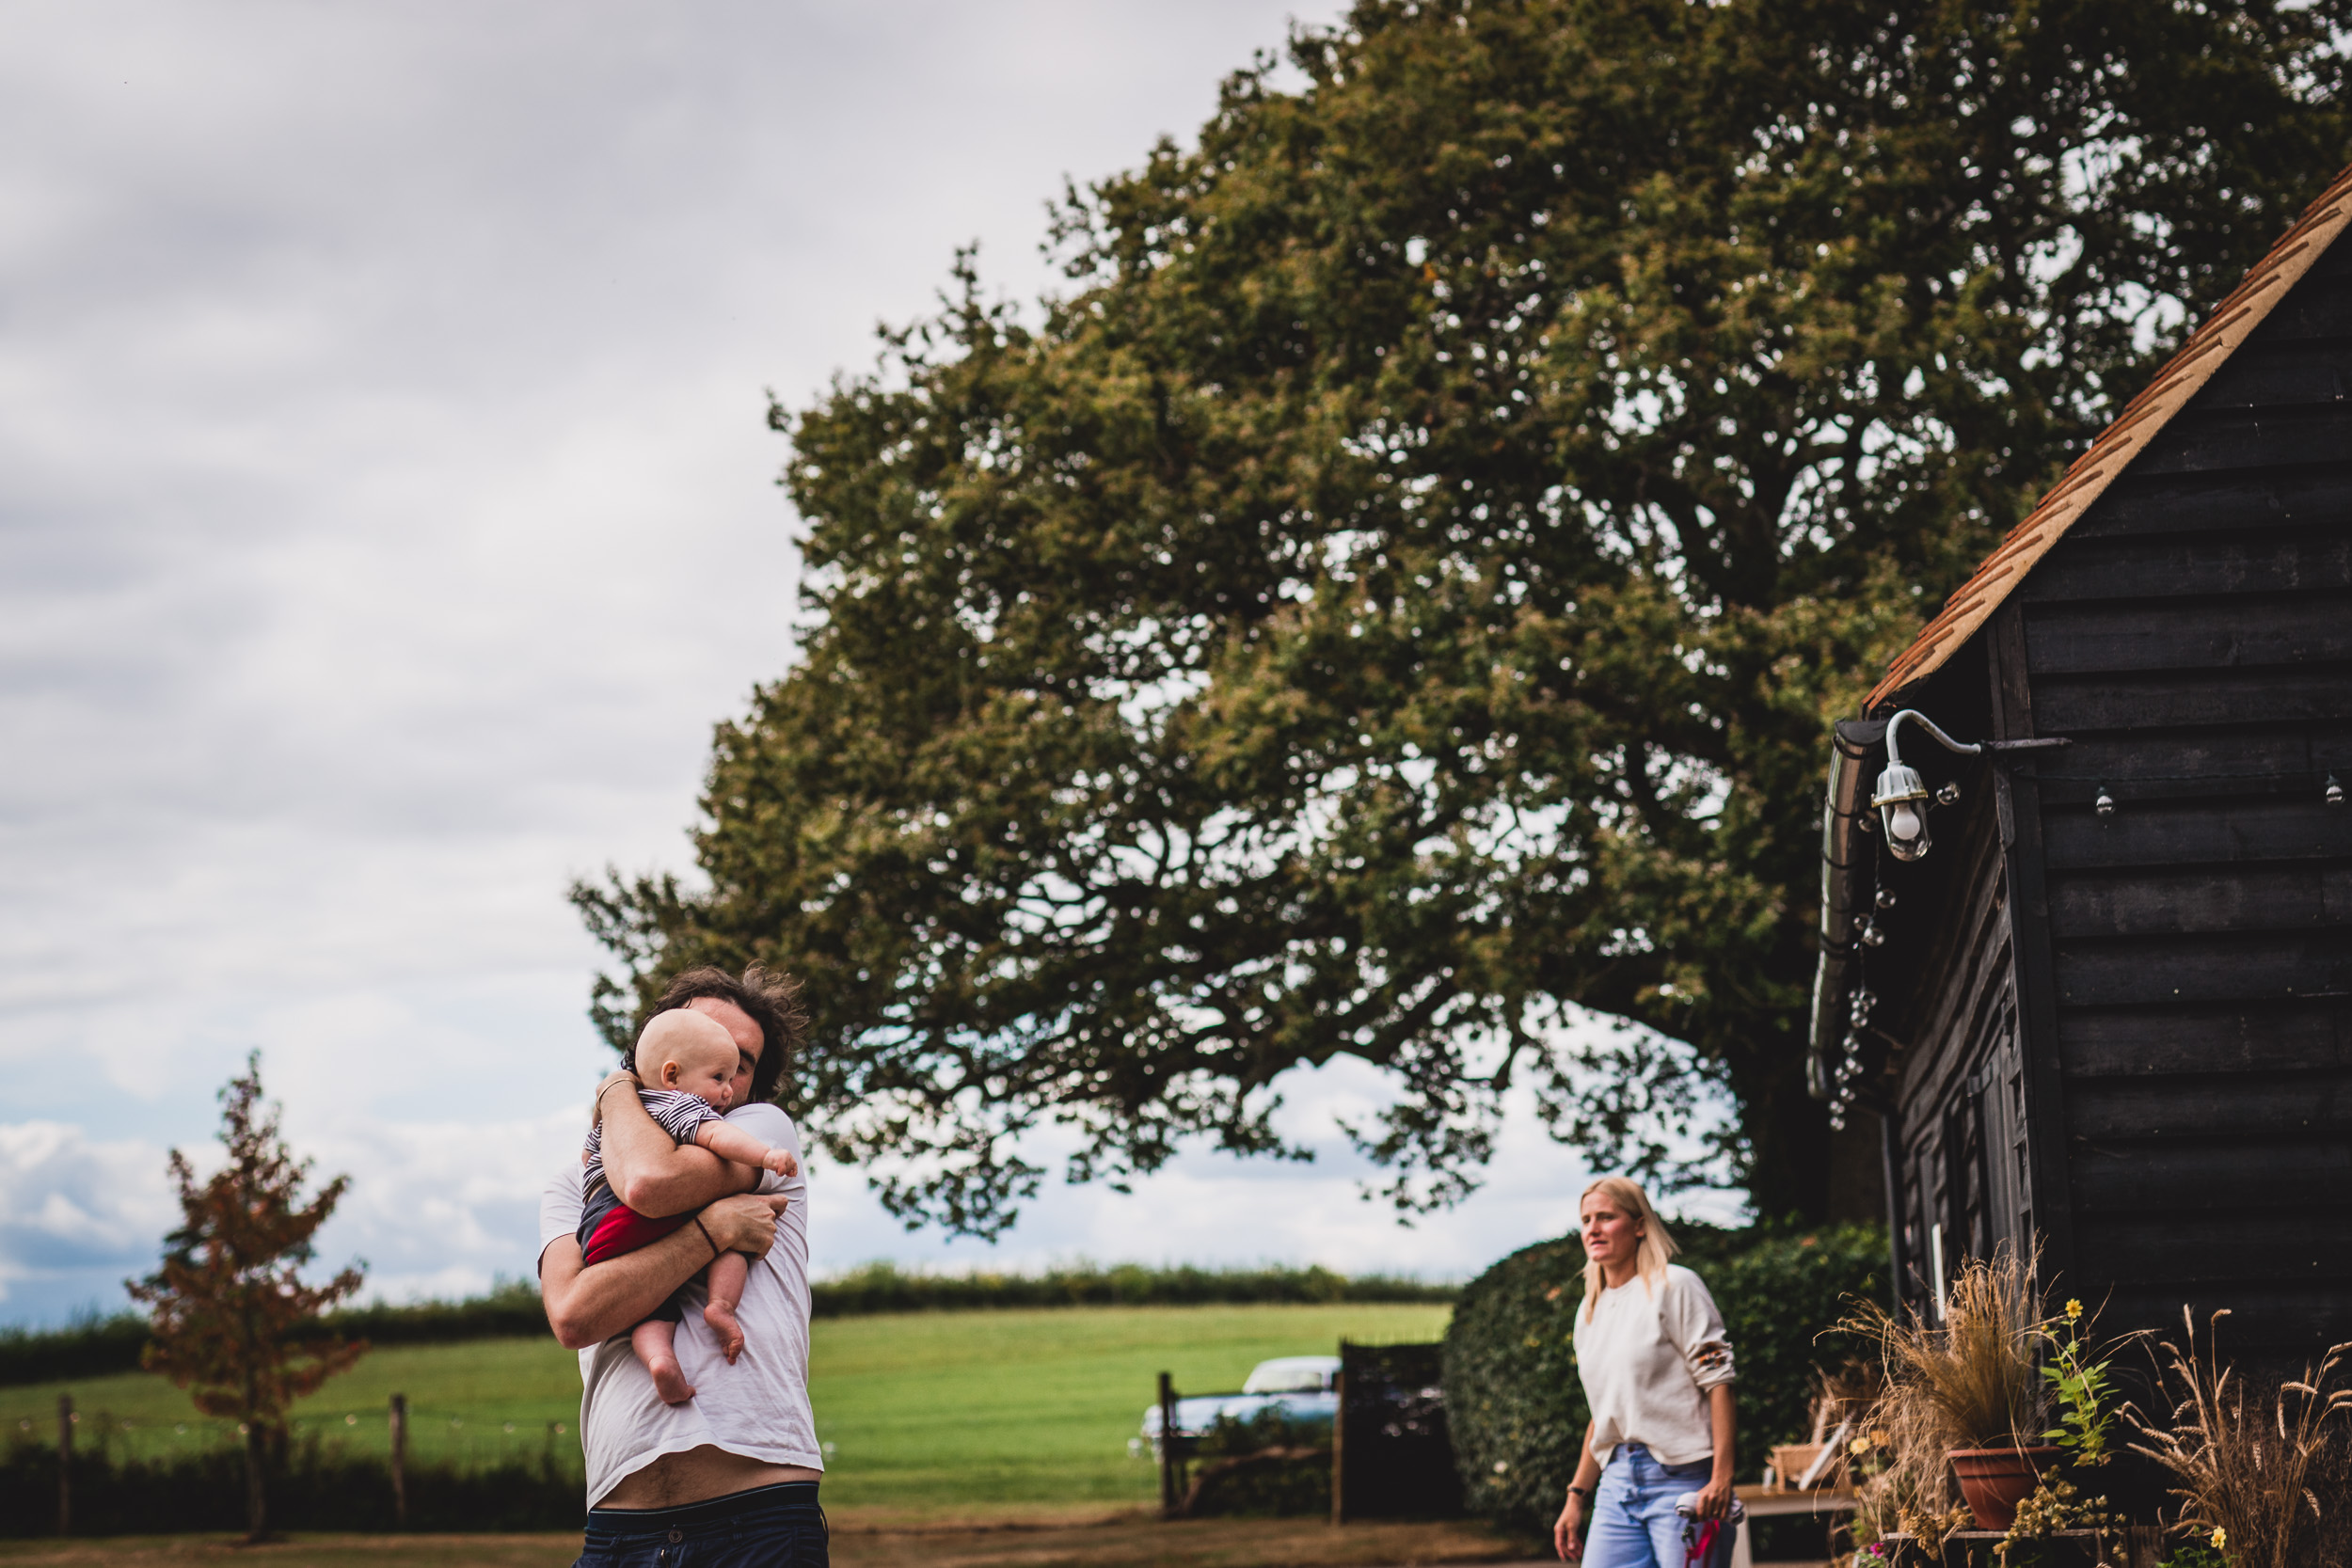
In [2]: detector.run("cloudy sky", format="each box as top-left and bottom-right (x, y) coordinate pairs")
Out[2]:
(0, 2), (1740, 1328)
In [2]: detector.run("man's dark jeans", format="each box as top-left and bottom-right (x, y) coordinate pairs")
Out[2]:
(577, 1481), (826, 1568)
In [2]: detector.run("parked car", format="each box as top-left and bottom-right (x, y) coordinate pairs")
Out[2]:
(1139, 1355), (1340, 1445)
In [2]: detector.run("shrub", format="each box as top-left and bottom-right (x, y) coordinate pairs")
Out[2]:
(807, 1260), (1454, 1316)
(1183, 1410), (1331, 1518)
(0, 1430), (580, 1536)
(1444, 1223), (1885, 1530)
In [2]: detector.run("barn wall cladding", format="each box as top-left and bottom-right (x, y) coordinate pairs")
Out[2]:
(1810, 163), (2352, 1366)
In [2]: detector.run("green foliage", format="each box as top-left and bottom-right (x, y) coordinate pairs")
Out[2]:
(1998, 1476), (2122, 1561)
(2157, 1544), (2228, 1568)
(125, 1053), (369, 1539)
(2039, 1303), (2118, 1468)
(1185, 1410), (1333, 1518)
(0, 1311), (149, 1389)
(811, 1260), (1453, 1316)
(576, 0), (2352, 1233)
(0, 1430), (578, 1536)
(1443, 1224), (1883, 1529)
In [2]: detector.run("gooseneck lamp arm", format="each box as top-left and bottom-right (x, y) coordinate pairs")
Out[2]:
(1886, 709), (1983, 768)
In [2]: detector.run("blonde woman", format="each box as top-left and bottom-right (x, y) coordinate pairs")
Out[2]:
(1552, 1178), (1737, 1567)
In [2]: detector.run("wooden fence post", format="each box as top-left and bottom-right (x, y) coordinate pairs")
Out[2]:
(389, 1393), (408, 1528)
(1328, 1360), (1346, 1526)
(1156, 1371), (1179, 1517)
(56, 1393), (73, 1536)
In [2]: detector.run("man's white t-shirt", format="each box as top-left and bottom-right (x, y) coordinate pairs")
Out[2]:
(538, 1101), (823, 1507)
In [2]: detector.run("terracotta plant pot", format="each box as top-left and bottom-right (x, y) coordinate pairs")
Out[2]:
(1947, 1446), (2061, 1530)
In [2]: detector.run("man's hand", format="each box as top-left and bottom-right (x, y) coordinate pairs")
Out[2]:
(1553, 1493), (1584, 1560)
(761, 1148), (801, 1178)
(702, 1193), (791, 1258)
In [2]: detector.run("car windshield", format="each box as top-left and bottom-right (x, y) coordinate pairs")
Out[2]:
(1241, 1357), (1337, 1394)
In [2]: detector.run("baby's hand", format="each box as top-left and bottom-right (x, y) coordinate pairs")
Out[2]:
(762, 1148), (800, 1178)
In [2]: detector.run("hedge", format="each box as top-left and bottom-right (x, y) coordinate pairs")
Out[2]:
(1443, 1223), (1885, 1531)
(808, 1260), (1454, 1316)
(1, 1263), (1457, 1386)
(0, 1433), (579, 1536)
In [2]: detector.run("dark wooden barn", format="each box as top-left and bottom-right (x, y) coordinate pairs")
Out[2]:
(1806, 162), (2352, 1364)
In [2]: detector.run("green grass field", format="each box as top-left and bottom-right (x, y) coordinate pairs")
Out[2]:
(0, 1303), (1452, 1511)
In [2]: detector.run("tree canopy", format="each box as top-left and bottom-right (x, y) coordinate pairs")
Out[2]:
(577, 0), (2352, 1230)
(129, 1053), (366, 1540)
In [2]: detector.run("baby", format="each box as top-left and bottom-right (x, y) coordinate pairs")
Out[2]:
(577, 1009), (798, 1404)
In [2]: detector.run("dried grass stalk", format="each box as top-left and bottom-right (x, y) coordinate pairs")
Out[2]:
(1836, 1247), (2045, 1560)
(1841, 1243), (2042, 1449)
(2127, 1307), (2352, 1568)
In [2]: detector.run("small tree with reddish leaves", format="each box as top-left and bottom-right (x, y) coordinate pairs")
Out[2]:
(128, 1053), (367, 1541)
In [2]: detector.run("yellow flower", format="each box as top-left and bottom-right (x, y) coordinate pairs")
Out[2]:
(2211, 1527), (2227, 1550)
(1850, 1436), (1869, 1456)
(2065, 1298), (2083, 1322)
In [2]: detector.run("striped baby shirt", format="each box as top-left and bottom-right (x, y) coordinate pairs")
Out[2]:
(581, 1085), (724, 1196)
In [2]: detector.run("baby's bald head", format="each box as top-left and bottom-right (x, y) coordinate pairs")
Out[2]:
(635, 1009), (741, 1106)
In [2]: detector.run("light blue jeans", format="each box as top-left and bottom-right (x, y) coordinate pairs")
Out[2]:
(1583, 1444), (1731, 1568)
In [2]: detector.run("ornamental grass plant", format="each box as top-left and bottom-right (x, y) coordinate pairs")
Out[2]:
(1836, 1248), (2048, 1559)
(1841, 1246), (2043, 1452)
(2127, 1308), (2352, 1568)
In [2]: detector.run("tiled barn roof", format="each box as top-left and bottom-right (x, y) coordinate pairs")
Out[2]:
(1864, 161), (2352, 711)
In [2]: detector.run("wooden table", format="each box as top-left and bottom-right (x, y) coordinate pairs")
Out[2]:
(1729, 1483), (1856, 1568)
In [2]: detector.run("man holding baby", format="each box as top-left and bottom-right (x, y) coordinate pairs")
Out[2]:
(538, 964), (828, 1567)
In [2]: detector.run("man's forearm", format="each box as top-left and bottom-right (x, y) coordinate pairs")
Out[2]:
(540, 1225), (719, 1349)
(600, 1089), (758, 1215)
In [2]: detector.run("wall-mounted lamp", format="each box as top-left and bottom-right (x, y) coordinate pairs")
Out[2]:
(1871, 710), (1982, 862)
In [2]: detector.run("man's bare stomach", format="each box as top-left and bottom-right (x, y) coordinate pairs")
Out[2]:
(598, 1446), (823, 1510)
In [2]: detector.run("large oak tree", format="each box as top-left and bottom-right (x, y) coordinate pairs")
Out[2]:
(579, 0), (2350, 1230)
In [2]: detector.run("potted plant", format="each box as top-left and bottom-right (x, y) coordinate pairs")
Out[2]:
(1842, 1245), (2058, 1532)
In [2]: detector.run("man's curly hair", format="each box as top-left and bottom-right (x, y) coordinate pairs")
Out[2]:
(645, 964), (809, 1105)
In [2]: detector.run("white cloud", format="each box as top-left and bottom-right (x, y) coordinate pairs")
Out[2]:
(0, 1), (1759, 1329)
(0, 1123), (176, 1307)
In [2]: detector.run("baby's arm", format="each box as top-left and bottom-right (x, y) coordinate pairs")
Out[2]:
(694, 1117), (799, 1178)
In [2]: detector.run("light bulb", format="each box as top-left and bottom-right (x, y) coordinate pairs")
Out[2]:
(1887, 802), (1922, 842)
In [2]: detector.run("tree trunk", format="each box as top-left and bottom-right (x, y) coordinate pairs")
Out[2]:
(243, 1420), (268, 1543)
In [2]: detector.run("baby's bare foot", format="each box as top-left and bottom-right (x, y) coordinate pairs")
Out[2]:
(647, 1353), (696, 1405)
(705, 1301), (747, 1363)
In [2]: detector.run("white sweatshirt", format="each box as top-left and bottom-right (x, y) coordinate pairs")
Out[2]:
(1570, 1262), (1737, 1468)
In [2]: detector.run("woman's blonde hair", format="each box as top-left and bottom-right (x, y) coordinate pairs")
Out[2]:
(1580, 1176), (1679, 1320)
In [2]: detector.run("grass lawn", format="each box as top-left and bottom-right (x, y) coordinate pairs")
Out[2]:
(0, 1303), (1453, 1512)
(809, 1303), (1452, 1510)
(0, 1338), (585, 1473)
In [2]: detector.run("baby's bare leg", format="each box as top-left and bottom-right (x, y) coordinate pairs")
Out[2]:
(701, 1251), (751, 1363)
(632, 1318), (695, 1405)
